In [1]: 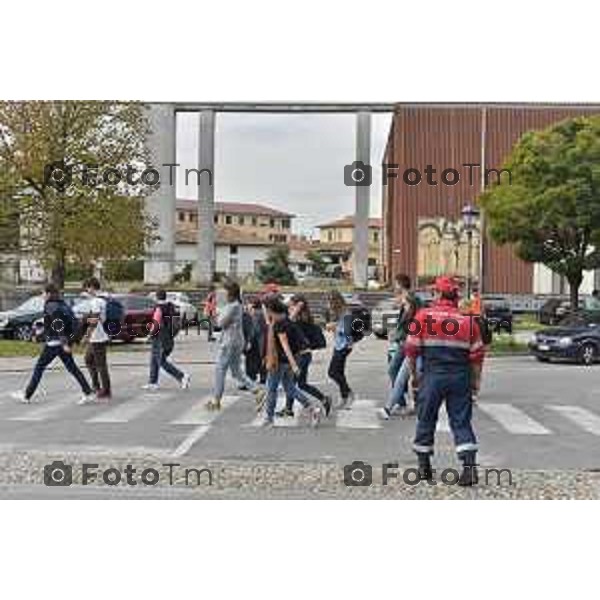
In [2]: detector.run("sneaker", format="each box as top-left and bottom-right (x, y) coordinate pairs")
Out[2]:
(338, 391), (354, 411)
(11, 391), (31, 404)
(396, 406), (416, 419)
(275, 407), (294, 418)
(78, 393), (97, 406)
(205, 398), (221, 411)
(141, 383), (160, 391)
(378, 407), (391, 421)
(96, 390), (112, 402)
(180, 373), (191, 390)
(390, 404), (405, 417)
(310, 404), (323, 428)
(259, 417), (274, 428)
(471, 392), (479, 404)
(254, 388), (267, 413)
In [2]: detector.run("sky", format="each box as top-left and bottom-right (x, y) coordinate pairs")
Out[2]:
(175, 112), (393, 237)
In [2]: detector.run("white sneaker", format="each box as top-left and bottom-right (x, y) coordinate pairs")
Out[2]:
(141, 383), (160, 391)
(338, 391), (354, 410)
(11, 391), (30, 404)
(378, 407), (391, 421)
(310, 404), (323, 428)
(260, 418), (274, 428)
(180, 373), (191, 390)
(78, 393), (97, 405)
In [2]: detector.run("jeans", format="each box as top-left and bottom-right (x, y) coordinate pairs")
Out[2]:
(413, 368), (478, 456)
(265, 362), (310, 421)
(387, 355), (423, 410)
(26, 344), (92, 400)
(285, 352), (325, 410)
(213, 342), (257, 400)
(387, 345), (404, 383)
(84, 342), (111, 394)
(328, 348), (352, 399)
(245, 343), (265, 383)
(149, 338), (184, 385)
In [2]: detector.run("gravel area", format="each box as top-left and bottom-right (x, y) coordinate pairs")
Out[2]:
(0, 450), (598, 499)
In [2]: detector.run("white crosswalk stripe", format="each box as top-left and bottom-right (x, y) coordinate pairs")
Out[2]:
(477, 403), (551, 434)
(436, 408), (451, 433)
(9, 394), (79, 422)
(170, 395), (240, 425)
(546, 405), (600, 436)
(86, 393), (170, 423)
(335, 400), (382, 429)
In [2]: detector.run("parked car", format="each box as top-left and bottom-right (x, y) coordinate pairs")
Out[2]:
(483, 296), (513, 334)
(539, 298), (585, 325)
(371, 298), (398, 339)
(0, 293), (82, 341)
(148, 291), (198, 325)
(529, 312), (600, 365)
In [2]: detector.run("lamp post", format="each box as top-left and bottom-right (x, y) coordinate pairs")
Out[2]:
(461, 203), (480, 300)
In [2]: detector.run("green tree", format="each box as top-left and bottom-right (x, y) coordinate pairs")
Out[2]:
(0, 101), (156, 288)
(306, 248), (328, 277)
(480, 115), (600, 308)
(258, 246), (296, 285)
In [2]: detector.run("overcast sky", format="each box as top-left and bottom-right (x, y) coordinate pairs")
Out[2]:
(176, 112), (393, 236)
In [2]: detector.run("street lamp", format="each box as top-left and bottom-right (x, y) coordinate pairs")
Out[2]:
(461, 203), (480, 300)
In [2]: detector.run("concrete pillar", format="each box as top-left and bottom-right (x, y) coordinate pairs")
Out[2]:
(353, 112), (371, 288)
(143, 103), (176, 284)
(193, 110), (216, 284)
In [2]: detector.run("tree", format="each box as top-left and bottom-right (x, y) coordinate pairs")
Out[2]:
(306, 248), (328, 277)
(0, 101), (156, 288)
(480, 115), (600, 309)
(257, 246), (296, 285)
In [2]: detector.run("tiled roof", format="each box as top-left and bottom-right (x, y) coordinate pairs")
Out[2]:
(317, 215), (383, 229)
(176, 199), (294, 218)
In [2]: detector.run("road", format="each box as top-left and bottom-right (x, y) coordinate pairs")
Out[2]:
(1, 334), (599, 497)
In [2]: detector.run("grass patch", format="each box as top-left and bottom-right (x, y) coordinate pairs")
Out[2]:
(489, 334), (529, 355)
(0, 340), (41, 358)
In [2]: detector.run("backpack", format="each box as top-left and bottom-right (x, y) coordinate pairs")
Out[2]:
(305, 322), (327, 350)
(348, 307), (370, 343)
(105, 297), (124, 323)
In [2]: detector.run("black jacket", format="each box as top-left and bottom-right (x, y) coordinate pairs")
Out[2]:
(43, 299), (77, 344)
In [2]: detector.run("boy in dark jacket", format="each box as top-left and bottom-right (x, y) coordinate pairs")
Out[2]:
(11, 284), (94, 405)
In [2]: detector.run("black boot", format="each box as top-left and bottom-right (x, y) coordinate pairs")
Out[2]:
(417, 453), (433, 481)
(458, 452), (479, 487)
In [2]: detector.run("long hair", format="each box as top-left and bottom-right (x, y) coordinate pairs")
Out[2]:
(328, 290), (346, 322)
(224, 280), (241, 303)
(291, 294), (313, 324)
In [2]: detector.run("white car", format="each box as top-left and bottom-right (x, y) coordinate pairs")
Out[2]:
(148, 291), (198, 324)
(371, 298), (399, 339)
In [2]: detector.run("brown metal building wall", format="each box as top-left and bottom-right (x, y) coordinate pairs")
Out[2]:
(384, 104), (600, 293)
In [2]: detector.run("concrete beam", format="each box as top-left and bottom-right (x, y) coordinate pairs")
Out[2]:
(144, 103), (176, 285)
(353, 112), (371, 288)
(193, 110), (216, 284)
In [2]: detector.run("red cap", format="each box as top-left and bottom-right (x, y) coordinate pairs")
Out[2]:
(433, 276), (459, 294)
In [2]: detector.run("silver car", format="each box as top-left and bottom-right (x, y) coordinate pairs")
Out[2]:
(371, 298), (399, 339)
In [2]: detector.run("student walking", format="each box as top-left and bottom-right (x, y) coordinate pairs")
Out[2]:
(244, 299), (267, 384)
(82, 277), (112, 400)
(278, 294), (331, 417)
(326, 291), (355, 409)
(260, 297), (322, 427)
(203, 284), (217, 342)
(11, 284), (95, 405)
(208, 281), (265, 410)
(142, 289), (191, 391)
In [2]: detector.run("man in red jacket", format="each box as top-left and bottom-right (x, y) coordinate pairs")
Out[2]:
(404, 276), (485, 486)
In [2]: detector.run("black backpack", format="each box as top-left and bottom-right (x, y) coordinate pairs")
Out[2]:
(348, 307), (371, 343)
(304, 322), (327, 350)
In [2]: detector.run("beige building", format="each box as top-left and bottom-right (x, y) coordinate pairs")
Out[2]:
(317, 215), (383, 279)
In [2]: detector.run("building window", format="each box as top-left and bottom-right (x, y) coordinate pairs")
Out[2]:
(230, 245), (238, 255)
(213, 214), (218, 224)
(229, 257), (238, 276)
(269, 218), (275, 228)
(238, 216), (245, 226)
(373, 231), (379, 242)
(190, 213), (197, 223)
(252, 217), (258, 226)
(178, 212), (185, 222)
(327, 231), (333, 242)
(225, 215), (232, 225)
(282, 219), (290, 229)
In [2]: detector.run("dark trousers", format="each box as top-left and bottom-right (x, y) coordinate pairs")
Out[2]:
(84, 342), (111, 394)
(149, 337), (184, 384)
(285, 352), (325, 410)
(245, 343), (266, 384)
(328, 347), (352, 399)
(25, 344), (92, 400)
(413, 369), (478, 456)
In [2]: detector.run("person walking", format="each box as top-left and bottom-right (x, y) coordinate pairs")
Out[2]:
(11, 284), (95, 405)
(380, 274), (422, 420)
(207, 281), (265, 410)
(142, 289), (191, 392)
(277, 294), (332, 418)
(259, 297), (322, 427)
(203, 284), (217, 342)
(404, 276), (485, 486)
(244, 299), (267, 384)
(82, 277), (112, 400)
(326, 291), (355, 410)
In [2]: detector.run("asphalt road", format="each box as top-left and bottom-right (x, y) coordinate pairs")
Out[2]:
(1, 334), (599, 478)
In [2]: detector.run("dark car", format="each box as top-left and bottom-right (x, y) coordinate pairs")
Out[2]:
(483, 297), (513, 334)
(539, 298), (584, 326)
(529, 312), (600, 365)
(0, 293), (82, 341)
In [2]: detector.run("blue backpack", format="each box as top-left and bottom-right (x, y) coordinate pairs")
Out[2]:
(105, 297), (124, 324)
